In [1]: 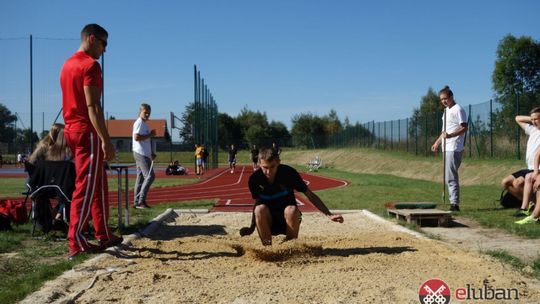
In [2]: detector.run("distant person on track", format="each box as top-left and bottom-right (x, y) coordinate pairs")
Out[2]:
(240, 147), (343, 245)
(430, 85), (468, 212)
(166, 160), (186, 176)
(195, 144), (203, 175)
(60, 23), (122, 258)
(17, 152), (23, 168)
(132, 103), (156, 209)
(501, 107), (540, 217)
(228, 144), (237, 174)
(201, 145), (209, 173)
(272, 142), (281, 156)
(250, 144), (259, 170)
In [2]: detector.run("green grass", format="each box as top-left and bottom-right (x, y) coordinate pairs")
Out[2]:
(297, 166), (540, 239)
(483, 250), (540, 279)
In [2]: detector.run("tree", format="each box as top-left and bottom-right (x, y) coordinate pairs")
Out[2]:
(291, 113), (326, 148)
(493, 35), (540, 105)
(267, 121), (291, 146)
(322, 109), (343, 136)
(0, 103), (17, 143)
(409, 88), (443, 143)
(218, 113), (242, 149)
(492, 34), (540, 136)
(244, 124), (266, 147)
(179, 102), (195, 144)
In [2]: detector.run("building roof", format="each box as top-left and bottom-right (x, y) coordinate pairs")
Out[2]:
(106, 119), (169, 138)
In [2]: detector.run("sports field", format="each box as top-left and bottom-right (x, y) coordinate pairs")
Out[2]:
(9, 157), (540, 303)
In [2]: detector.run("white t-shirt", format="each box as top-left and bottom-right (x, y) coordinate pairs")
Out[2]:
(132, 117), (152, 157)
(525, 124), (540, 169)
(442, 103), (468, 152)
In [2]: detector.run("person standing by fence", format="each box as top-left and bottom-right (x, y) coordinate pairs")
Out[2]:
(132, 103), (156, 209)
(60, 23), (122, 258)
(430, 86), (468, 212)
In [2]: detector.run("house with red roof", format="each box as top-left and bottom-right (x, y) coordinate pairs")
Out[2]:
(106, 119), (169, 152)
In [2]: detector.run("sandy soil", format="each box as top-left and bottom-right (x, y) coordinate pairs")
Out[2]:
(22, 211), (540, 303)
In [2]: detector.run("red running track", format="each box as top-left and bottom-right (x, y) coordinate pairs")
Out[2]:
(112, 165), (349, 213)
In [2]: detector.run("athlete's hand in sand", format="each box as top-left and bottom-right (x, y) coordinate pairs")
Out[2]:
(239, 226), (255, 236)
(329, 214), (344, 223)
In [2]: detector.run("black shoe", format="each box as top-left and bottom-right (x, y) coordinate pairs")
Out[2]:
(449, 204), (460, 212)
(513, 209), (528, 217)
(99, 235), (124, 249)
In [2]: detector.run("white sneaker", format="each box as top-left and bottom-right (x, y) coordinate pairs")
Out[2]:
(230, 169), (234, 174)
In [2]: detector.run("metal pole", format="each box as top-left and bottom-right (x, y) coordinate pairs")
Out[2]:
(468, 104), (472, 158)
(30, 34), (34, 151)
(124, 168), (129, 226)
(490, 99), (493, 157)
(443, 108), (447, 205)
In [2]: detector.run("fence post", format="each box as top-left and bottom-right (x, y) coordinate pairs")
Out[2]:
(490, 99), (493, 157)
(372, 120), (375, 148)
(384, 121), (387, 150)
(391, 120), (394, 150)
(424, 115), (428, 156)
(406, 118), (409, 153)
(415, 119), (418, 156)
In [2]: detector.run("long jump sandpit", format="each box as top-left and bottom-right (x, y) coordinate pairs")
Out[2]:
(22, 211), (540, 303)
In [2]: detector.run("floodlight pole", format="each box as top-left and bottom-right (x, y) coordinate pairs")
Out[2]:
(30, 34), (34, 152)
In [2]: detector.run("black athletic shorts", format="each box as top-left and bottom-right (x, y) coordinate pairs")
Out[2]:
(268, 205), (301, 236)
(512, 169), (533, 178)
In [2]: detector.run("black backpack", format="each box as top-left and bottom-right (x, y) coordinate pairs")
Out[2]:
(499, 190), (521, 209)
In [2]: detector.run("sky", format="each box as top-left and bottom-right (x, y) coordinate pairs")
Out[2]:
(1, 0), (540, 140)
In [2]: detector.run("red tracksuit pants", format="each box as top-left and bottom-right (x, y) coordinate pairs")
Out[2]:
(65, 131), (113, 252)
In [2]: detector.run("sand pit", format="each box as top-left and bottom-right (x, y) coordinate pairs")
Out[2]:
(22, 211), (540, 303)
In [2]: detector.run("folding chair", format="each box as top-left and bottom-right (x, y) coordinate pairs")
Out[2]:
(24, 160), (75, 236)
(307, 156), (322, 172)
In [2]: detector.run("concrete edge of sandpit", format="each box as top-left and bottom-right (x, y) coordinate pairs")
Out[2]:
(360, 209), (427, 239)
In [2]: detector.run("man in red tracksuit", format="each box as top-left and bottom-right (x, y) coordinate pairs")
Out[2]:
(60, 23), (122, 258)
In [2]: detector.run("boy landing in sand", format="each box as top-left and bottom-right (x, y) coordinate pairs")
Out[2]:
(241, 147), (343, 245)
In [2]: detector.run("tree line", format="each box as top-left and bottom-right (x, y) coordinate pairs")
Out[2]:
(2, 34), (538, 154)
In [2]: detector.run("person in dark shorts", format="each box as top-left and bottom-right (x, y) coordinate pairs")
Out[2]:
(228, 144), (237, 174)
(250, 144), (258, 170)
(243, 147), (343, 245)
